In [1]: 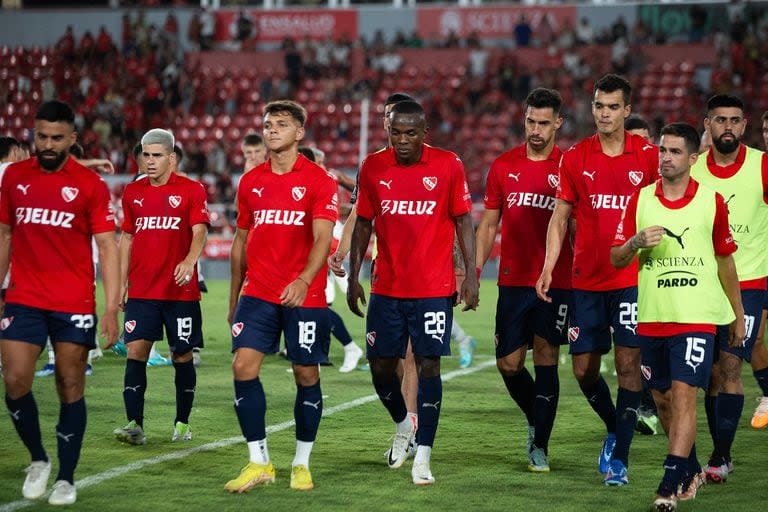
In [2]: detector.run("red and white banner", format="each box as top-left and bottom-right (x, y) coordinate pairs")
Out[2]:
(215, 9), (358, 42)
(417, 5), (577, 39)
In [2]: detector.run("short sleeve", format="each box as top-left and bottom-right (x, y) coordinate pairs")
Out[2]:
(89, 178), (117, 234)
(236, 174), (253, 230)
(643, 144), (660, 182)
(355, 159), (375, 221)
(188, 181), (211, 227)
(448, 154), (471, 217)
(0, 166), (13, 226)
(713, 192), (737, 256)
(612, 190), (639, 247)
(483, 160), (503, 210)
(121, 186), (135, 234)
(556, 151), (578, 204)
(311, 173), (338, 223)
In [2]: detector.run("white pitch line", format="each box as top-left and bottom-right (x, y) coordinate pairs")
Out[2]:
(0, 359), (495, 511)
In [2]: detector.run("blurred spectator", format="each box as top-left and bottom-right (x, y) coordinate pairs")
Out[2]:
(208, 140), (227, 174)
(284, 38), (303, 91)
(184, 141), (207, 176)
(96, 26), (115, 61)
(514, 15), (532, 47)
(371, 46), (402, 74)
(78, 30), (96, 60)
(468, 38), (489, 77)
(689, 5), (708, 43)
(232, 9), (254, 46)
(199, 7), (216, 51)
(576, 17), (594, 45)
(611, 16), (628, 43)
(58, 25), (76, 61)
(405, 30), (423, 48)
(187, 9), (202, 51)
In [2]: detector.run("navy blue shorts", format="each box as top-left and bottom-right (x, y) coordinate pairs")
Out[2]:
(641, 332), (715, 390)
(231, 296), (330, 365)
(0, 303), (97, 348)
(715, 289), (765, 363)
(365, 294), (453, 359)
(123, 299), (202, 355)
(495, 286), (570, 359)
(568, 287), (639, 355)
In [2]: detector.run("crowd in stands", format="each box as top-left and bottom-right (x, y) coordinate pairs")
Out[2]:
(2, 4), (768, 207)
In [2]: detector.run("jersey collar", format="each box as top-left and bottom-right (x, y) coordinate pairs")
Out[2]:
(705, 144), (746, 177)
(654, 176), (699, 199)
(591, 130), (635, 155)
(387, 144), (431, 166)
(518, 142), (562, 162)
(263, 153), (309, 174)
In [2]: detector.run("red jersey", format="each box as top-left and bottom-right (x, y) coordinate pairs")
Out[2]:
(557, 131), (658, 291)
(0, 156), (116, 313)
(612, 178), (736, 336)
(121, 173), (210, 301)
(485, 144), (571, 288)
(236, 155), (338, 308)
(356, 145), (471, 298)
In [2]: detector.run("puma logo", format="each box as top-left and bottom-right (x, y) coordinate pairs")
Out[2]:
(184, 388), (196, 394)
(302, 400), (322, 410)
(16, 184), (30, 195)
(56, 431), (75, 443)
(133, 198), (144, 207)
(536, 394), (556, 403)
(624, 324), (637, 335)
(725, 194), (735, 206)
(380, 392), (392, 402)
(379, 180), (392, 190)
(686, 360), (701, 373)
(234, 397), (244, 407)
(422, 401), (441, 410)
(582, 170), (596, 181)
(252, 187), (264, 197)
(664, 227), (689, 249)
(623, 407), (641, 418)
(124, 385), (142, 392)
(508, 173), (520, 181)
(432, 334), (444, 343)
(9, 409), (21, 421)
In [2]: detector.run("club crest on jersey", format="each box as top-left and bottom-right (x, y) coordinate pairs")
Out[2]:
(568, 327), (580, 343)
(366, 331), (376, 347)
(547, 174), (559, 188)
(423, 176), (437, 191)
(291, 187), (306, 201)
(628, 170), (644, 187)
(61, 187), (79, 203)
(0, 316), (14, 330)
(168, 195), (182, 208)
(124, 320), (136, 333)
(641, 365), (652, 381)
(232, 322), (244, 337)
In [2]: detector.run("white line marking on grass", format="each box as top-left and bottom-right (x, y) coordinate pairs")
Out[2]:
(0, 359), (495, 511)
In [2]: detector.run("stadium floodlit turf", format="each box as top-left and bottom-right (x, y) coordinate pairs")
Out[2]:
(0, 280), (764, 511)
